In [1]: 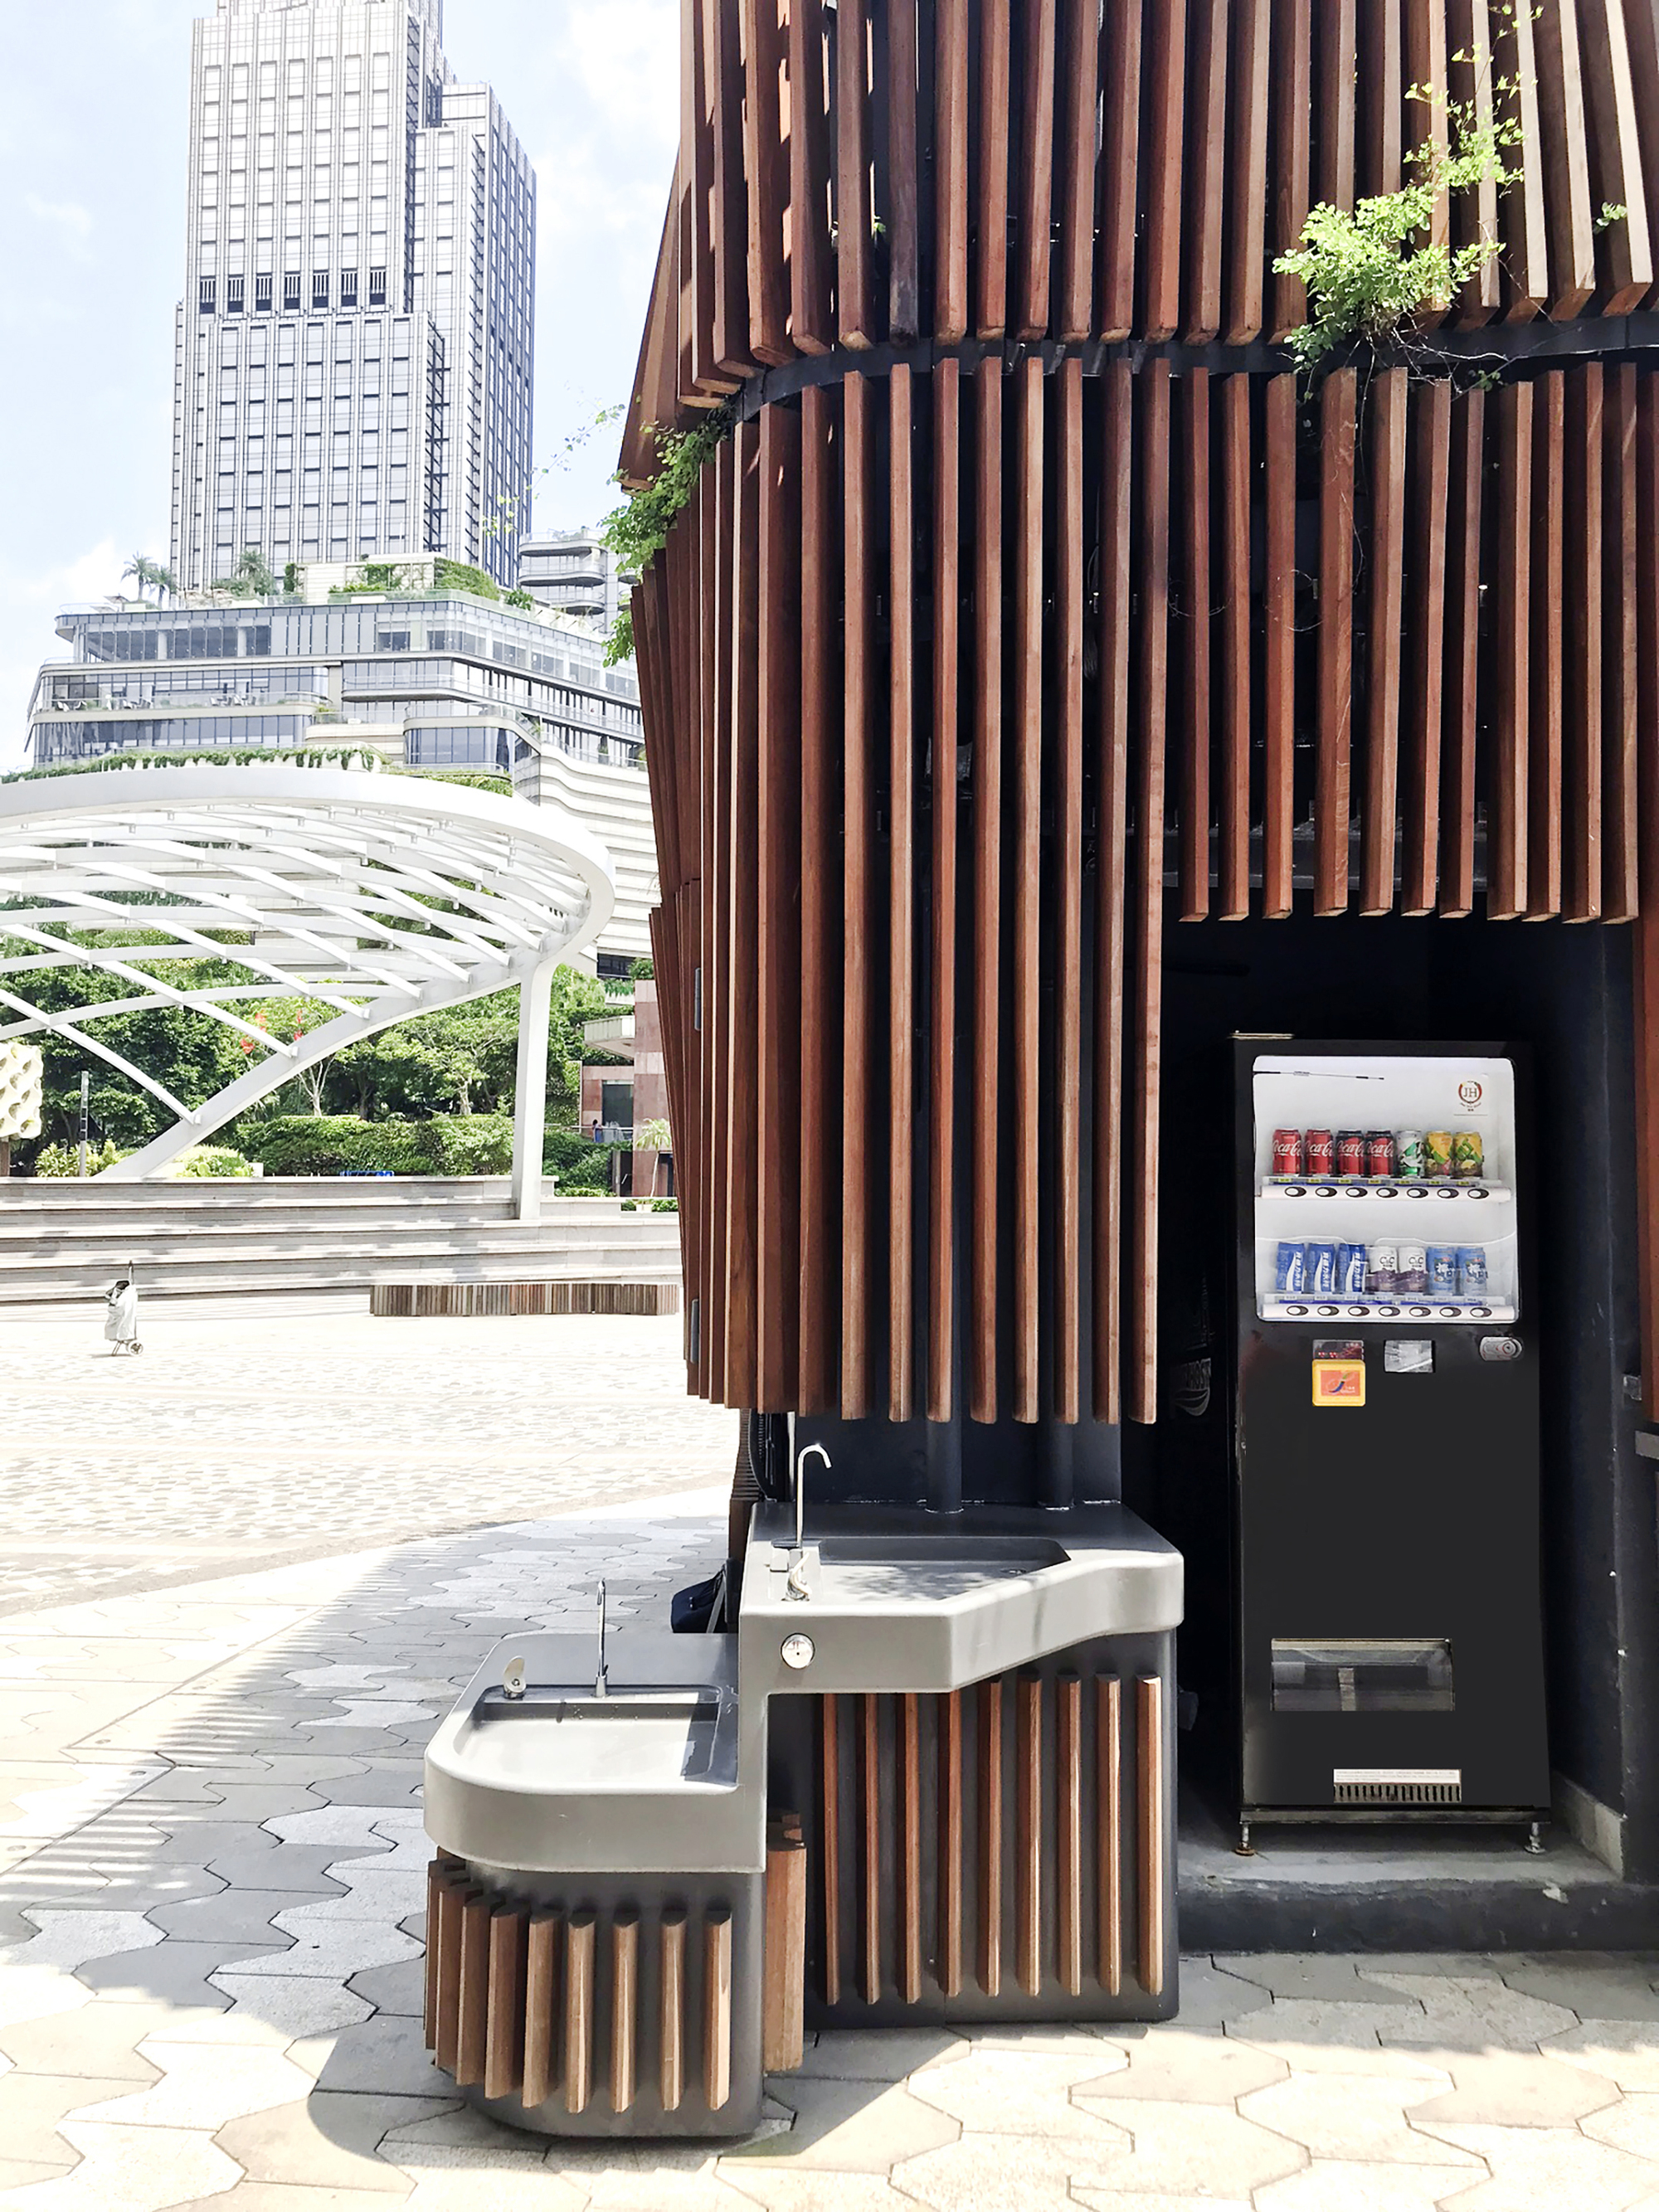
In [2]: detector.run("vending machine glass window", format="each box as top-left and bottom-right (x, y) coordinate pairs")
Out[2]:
(1233, 1043), (1548, 1835)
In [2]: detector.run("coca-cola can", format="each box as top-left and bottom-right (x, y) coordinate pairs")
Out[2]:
(1365, 1130), (1397, 1179)
(1272, 1128), (1305, 1177)
(1335, 1130), (1367, 1179)
(1306, 1129), (1335, 1179)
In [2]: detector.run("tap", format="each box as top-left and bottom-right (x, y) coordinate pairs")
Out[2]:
(594, 1578), (608, 1698)
(786, 1443), (831, 1601)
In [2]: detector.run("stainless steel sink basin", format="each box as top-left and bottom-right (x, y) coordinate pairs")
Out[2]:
(465, 1689), (726, 1789)
(809, 1537), (1068, 1603)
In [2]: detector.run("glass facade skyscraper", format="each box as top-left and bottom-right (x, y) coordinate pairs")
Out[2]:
(170, 0), (534, 592)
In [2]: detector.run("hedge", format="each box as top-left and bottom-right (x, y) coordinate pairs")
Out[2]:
(236, 1115), (626, 1180)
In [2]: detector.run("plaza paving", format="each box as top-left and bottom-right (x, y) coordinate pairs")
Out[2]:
(2, 1298), (1658, 2210)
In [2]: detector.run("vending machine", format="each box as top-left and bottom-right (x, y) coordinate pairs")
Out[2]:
(1233, 1040), (1550, 1842)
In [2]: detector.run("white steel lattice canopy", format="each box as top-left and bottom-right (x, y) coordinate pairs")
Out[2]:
(0, 767), (614, 1180)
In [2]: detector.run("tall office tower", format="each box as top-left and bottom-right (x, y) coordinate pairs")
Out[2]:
(169, 0), (534, 593)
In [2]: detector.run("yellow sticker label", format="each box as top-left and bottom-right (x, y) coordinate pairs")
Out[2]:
(1312, 1359), (1366, 1407)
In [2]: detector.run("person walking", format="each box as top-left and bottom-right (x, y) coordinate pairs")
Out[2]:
(103, 1271), (141, 1355)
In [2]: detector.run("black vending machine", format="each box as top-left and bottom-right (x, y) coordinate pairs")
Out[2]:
(1232, 1040), (1550, 1844)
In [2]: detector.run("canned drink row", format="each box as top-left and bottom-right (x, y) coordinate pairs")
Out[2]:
(1271, 1126), (1485, 1181)
(1276, 1240), (1490, 1300)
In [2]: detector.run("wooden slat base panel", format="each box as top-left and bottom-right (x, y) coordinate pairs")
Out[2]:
(633, 354), (1659, 1430)
(813, 1667), (1170, 2013)
(425, 1869), (738, 2123)
(371, 1281), (680, 1320)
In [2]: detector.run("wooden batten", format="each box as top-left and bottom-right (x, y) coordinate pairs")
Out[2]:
(660, 1910), (688, 2112)
(765, 1817), (808, 2068)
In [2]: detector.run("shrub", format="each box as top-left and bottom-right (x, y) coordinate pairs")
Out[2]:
(620, 1198), (638, 1212)
(652, 1197), (679, 1213)
(417, 1113), (513, 1174)
(165, 1145), (252, 1178)
(505, 588), (535, 610)
(33, 1138), (121, 1178)
(241, 1115), (427, 1175)
(433, 557), (501, 602)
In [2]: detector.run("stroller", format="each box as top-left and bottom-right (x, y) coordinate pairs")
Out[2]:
(104, 1262), (143, 1356)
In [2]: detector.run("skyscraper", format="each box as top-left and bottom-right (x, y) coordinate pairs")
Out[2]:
(169, 0), (534, 593)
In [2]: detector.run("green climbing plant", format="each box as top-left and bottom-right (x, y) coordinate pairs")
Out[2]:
(599, 406), (735, 666)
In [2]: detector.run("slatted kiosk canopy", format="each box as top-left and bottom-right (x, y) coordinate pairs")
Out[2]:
(0, 766), (613, 1189)
(620, 0), (1659, 1447)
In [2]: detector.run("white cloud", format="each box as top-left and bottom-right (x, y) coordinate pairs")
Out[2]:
(24, 191), (94, 254)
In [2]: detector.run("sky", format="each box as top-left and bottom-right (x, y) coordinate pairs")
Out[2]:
(0, 0), (679, 771)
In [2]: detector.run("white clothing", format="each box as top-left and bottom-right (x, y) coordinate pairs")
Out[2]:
(104, 1282), (139, 1344)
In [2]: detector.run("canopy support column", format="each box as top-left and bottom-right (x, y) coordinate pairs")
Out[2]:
(512, 957), (557, 1223)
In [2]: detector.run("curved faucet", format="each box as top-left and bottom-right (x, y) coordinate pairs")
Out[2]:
(787, 1442), (832, 1601)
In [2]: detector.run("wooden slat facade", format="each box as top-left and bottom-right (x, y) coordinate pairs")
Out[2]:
(624, 0), (1659, 1431)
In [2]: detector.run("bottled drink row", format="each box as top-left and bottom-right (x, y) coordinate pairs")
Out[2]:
(1270, 1126), (1486, 1183)
(1276, 1239), (1490, 1302)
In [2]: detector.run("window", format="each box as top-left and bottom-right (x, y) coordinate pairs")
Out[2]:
(226, 274), (245, 314)
(340, 269), (358, 308)
(255, 272), (273, 312)
(283, 271), (301, 310)
(368, 267), (386, 306)
(199, 275), (217, 314)
(312, 270), (329, 310)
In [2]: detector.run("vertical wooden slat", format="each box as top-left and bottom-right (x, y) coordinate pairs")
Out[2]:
(1014, 0), (1058, 338)
(712, 0), (755, 377)
(1564, 365), (1604, 921)
(929, 358), (961, 1422)
(1447, 0), (1501, 323)
(1404, 0), (1449, 287)
(1058, 0), (1101, 339)
(978, 1676), (1004, 1996)
(798, 384), (838, 1410)
(764, 1822), (808, 2068)
(703, 1909), (732, 2110)
(1267, 0), (1312, 340)
(725, 424), (762, 1403)
(1178, 368), (1212, 922)
(1315, 0), (1356, 212)
(1055, 356), (1085, 1423)
(860, 1693), (881, 2003)
(1141, 0), (1189, 339)
(1262, 373), (1298, 919)
(841, 374), (873, 1415)
(741, 0), (791, 362)
(1526, 372), (1566, 921)
(484, 1907), (524, 2103)
(821, 1694), (842, 2005)
(1056, 1673), (1082, 1996)
(423, 1860), (445, 2049)
(1535, 0), (1598, 317)
(1136, 1675), (1165, 1998)
(1400, 377), (1452, 917)
(1097, 1675), (1122, 1996)
(787, 0), (834, 352)
(975, 0), (1012, 338)
(1012, 357), (1044, 1423)
(970, 357), (1003, 1422)
(433, 1871), (467, 2073)
(1314, 367), (1357, 917)
(1603, 362), (1641, 921)
(1490, 382), (1534, 920)
(1360, 365), (1408, 917)
(836, 0), (874, 346)
(659, 1910), (686, 2112)
(1439, 387), (1486, 916)
(1225, 0), (1273, 343)
(1217, 376), (1252, 919)
(1184, 0), (1230, 341)
(610, 1913), (638, 2113)
(938, 1689), (964, 1997)
(1576, 0), (1652, 313)
(887, 0), (921, 339)
(1092, 362), (1133, 1422)
(1097, 0), (1144, 339)
(564, 1912), (596, 2116)
(901, 1693), (922, 2002)
(1497, 0), (1550, 318)
(707, 450), (734, 1397)
(455, 1892), (490, 2088)
(1128, 358), (1171, 1425)
(757, 404), (803, 1408)
(934, 0), (971, 340)
(1619, 0), (1659, 309)
(1016, 1673), (1042, 1996)
(521, 1911), (559, 2110)
(1634, 382), (1659, 1419)
(1357, 0), (1403, 197)
(890, 364), (917, 1422)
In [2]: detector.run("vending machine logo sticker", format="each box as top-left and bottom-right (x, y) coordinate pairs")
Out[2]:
(1311, 1339), (1366, 1407)
(1457, 1079), (1484, 1108)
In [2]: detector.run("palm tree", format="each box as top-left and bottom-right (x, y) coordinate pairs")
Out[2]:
(122, 554), (158, 603)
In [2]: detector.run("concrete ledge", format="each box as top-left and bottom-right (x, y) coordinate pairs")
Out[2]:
(370, 1279), (682, 1317)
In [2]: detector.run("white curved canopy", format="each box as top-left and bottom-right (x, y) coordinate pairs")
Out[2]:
(0, 766), (614, 1181)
